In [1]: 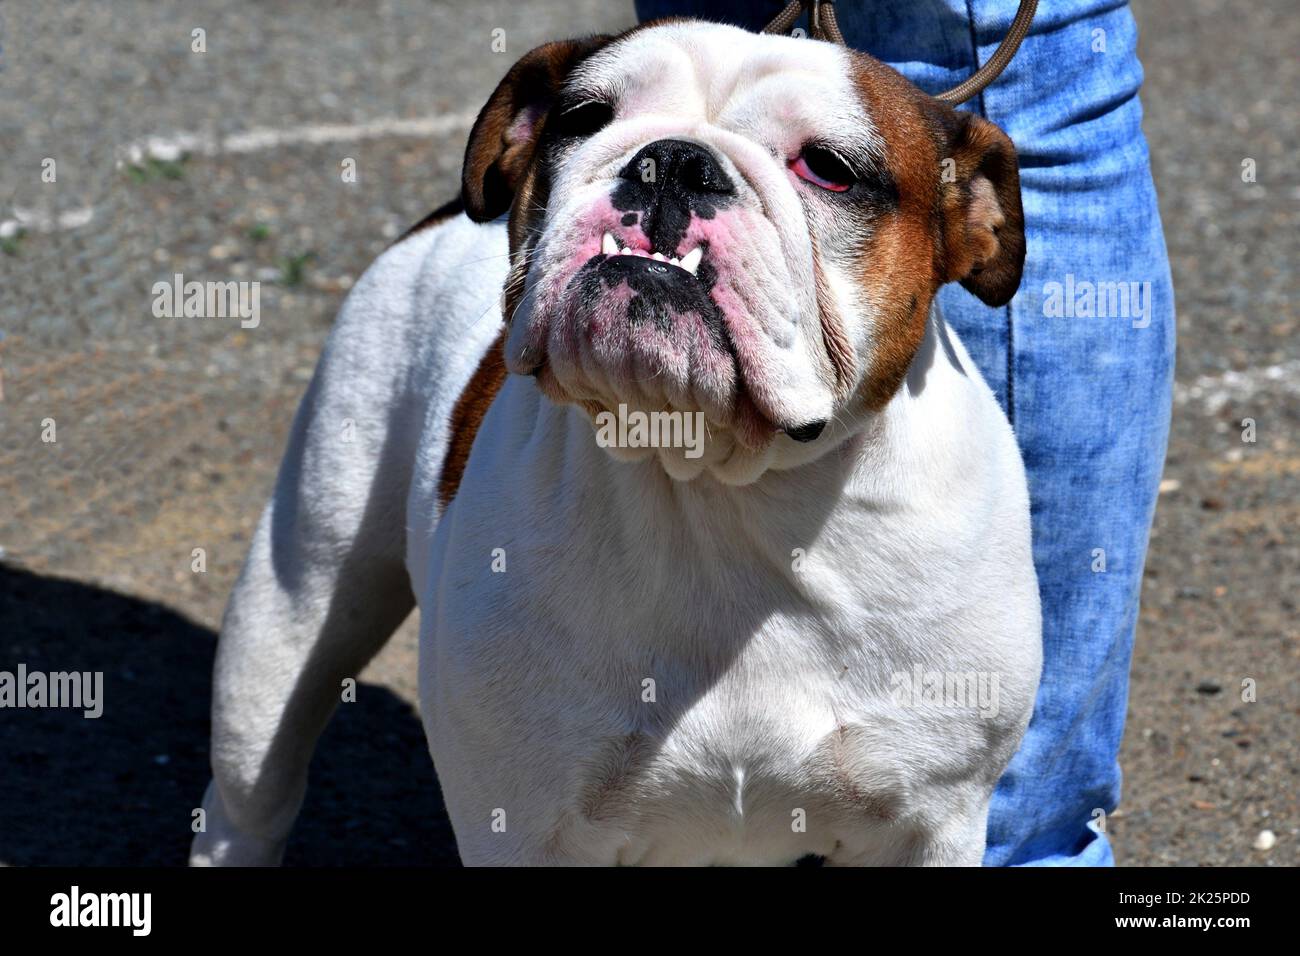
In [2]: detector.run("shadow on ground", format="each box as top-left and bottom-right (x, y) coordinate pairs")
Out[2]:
(0, 564), (459, 866)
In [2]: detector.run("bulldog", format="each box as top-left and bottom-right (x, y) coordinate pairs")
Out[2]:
(191, 19), (1041, 867)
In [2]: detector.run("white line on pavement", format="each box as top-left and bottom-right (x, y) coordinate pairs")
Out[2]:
(1, 111), (480, 237)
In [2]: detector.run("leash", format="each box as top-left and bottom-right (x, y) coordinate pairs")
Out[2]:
(762, 0), (1038, 105)
(763, 0), (846, 45)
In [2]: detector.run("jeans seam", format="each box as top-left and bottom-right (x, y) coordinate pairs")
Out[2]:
(962, 0), (989, 118)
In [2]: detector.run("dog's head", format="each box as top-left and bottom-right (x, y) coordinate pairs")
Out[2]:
(462, 20), (1024, 483)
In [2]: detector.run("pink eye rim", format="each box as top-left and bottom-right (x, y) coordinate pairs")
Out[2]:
(788, 147), (855, 192)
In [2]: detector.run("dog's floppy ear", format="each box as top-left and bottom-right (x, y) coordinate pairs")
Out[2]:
(930, 106), (1026, 307)
(461, 36), (612, 223)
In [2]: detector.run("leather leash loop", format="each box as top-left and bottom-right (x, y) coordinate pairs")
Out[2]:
(762, 0), (1038, 106)
(762, 0), (844, 46)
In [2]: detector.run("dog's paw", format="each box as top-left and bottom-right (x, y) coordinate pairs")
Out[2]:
(189, 780), (290, 867)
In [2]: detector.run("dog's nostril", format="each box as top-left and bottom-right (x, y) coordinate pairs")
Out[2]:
(785, 420), (827, 443)
(620, 139), (734, 196)
(679, 152), (729, 194)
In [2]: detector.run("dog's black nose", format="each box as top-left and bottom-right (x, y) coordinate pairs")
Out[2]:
(614, 140), (735, 253)
(620, 139), (735, 197)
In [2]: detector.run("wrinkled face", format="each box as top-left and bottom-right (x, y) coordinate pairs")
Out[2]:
(462, 22), (1023, 483)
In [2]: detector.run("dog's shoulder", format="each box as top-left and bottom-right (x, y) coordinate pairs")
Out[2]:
(325, 201), (508, 384)
(376, 200), (510, 322)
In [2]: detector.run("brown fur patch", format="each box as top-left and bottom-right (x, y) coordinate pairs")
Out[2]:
(810, 231), (859, 395)
(844, 52), (1023, 410)
(501, 162), (543, 325)
(844, 55), (945, 411)
(438, 328), (508, 508)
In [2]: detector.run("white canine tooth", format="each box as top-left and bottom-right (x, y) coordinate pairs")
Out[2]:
(602, 232), (619, 256)
(680, 247), (703, 275)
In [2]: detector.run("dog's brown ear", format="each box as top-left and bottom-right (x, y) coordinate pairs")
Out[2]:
(461, 36), (612, 222)
(931, 107), (1026, 307)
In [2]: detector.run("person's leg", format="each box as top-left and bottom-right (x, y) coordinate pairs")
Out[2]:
(959, 0), (1174, 867)
(635, 0), (1176, 865)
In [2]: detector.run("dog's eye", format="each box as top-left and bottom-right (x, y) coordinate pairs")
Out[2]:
(790, 146), (856, 192)
(551, 101), (614, 139)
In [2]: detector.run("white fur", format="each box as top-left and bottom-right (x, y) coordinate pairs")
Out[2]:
(191, 24), (1040, 867)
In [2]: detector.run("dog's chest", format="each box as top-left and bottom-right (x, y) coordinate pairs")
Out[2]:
(551, 665), (943, 866)
(427, 572), (1000, 865)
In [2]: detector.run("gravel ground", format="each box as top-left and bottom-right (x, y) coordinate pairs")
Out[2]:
(0, 0), (1294, 866)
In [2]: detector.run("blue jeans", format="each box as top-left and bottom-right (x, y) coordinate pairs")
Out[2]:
(636, 0), (1175, 866)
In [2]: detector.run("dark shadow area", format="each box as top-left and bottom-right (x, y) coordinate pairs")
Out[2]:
(0, 564), (458, 866)
(906, 306), (967, 399)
